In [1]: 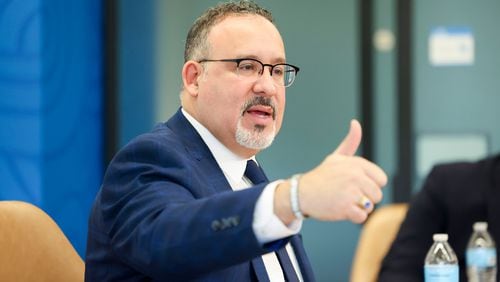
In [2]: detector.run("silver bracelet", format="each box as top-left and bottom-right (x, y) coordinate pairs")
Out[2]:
(290, 174), (305, 220)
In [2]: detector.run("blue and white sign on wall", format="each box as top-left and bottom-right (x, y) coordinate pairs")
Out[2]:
(429, 26), (475, 66)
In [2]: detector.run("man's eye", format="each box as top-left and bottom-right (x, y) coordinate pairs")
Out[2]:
(238, 63), (257, 72)
(273, 66), (284, 76)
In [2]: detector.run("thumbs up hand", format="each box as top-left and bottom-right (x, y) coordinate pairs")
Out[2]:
(333, 119), (363, 156)
(277, 120), (388, 224)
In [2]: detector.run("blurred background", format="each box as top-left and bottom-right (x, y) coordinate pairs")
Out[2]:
(1, 0), (499, 281)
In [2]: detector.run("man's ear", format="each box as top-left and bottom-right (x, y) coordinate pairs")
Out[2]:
(182, 61), (203, 96)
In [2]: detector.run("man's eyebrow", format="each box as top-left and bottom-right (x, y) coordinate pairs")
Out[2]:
(235, 55), (287, 63)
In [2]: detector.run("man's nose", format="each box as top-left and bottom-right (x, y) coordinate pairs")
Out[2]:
(254, 67), (277, 95)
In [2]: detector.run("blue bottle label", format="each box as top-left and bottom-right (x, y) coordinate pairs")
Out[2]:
(466, 248), (496, 268)
(424, 265), (459, 282)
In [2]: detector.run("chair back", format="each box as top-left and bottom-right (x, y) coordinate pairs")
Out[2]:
(350, 203), (408, 282)
(0, 201), (84, 282)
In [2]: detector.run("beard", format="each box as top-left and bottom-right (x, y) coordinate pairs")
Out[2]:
(235, 96), (277, 150)
(235, 119), (276, 150)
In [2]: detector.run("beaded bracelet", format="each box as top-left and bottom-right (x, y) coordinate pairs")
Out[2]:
(290, 174), (305, 220)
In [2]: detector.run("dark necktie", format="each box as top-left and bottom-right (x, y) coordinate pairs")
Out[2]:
(245, 160), (300, 282)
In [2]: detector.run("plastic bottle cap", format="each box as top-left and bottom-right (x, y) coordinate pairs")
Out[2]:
(473, 222), (488, 231)
(433, 233), (448, 241)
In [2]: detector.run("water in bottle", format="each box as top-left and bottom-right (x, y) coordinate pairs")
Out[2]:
(466, 222), (497, 282)
(424, 233), (459, 282)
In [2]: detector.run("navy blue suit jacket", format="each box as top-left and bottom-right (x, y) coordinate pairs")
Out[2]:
(85, 109), (315, 281)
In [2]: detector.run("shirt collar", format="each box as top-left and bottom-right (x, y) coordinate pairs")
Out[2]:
(181, 108), (254, 184)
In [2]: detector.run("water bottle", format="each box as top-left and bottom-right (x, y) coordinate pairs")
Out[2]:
(424, 233), (459, 282)
(466, 222), (497, 282)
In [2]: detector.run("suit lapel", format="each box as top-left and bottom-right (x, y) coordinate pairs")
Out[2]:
(166, 108), (233, 195)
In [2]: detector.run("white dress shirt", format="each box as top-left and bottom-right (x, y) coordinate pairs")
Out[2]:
(182, 109), (303, 281)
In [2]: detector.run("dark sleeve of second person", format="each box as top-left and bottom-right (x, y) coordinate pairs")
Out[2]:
(377, 160), (489, 282)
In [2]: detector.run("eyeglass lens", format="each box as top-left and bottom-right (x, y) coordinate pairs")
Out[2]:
(236, 59), (297, 87)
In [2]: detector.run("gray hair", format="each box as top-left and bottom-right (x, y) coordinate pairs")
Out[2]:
(184, 1), (274, 62)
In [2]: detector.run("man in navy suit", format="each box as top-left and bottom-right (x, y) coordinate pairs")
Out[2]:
(85, 1), (387, 281)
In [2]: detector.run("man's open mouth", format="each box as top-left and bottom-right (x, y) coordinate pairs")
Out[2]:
(246, 105), (274, 119)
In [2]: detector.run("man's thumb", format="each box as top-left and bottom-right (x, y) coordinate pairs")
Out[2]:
(333, 119), (362, 156)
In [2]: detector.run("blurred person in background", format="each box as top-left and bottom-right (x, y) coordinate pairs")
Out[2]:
(379, 153), (500, 282)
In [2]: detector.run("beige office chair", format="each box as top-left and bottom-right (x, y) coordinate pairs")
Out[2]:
(350, 203), (409, 282)
(0, 201), (85, 282)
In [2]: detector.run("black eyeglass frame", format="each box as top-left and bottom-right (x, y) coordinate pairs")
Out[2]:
(198, 58), (300, 87)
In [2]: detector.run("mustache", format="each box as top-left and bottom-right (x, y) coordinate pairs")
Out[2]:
(241, 96), (276, 120)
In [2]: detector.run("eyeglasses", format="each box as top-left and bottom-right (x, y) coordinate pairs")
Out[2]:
(198, 58), (300, 87)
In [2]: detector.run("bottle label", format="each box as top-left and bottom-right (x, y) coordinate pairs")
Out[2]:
(466, 248), (497, 268)
(424, 265), (459, 282)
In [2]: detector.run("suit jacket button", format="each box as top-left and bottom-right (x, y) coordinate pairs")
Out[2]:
(211, 220), (221, 231)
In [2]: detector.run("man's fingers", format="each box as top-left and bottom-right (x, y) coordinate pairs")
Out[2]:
(333, 119), (362, 156)
(357, 176), (384, 204)
(359, 158), (388, 187)
(349, 206), (369, 224)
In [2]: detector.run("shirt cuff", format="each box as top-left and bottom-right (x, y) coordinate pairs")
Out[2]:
(252, 180), (303, 244)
